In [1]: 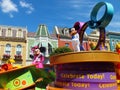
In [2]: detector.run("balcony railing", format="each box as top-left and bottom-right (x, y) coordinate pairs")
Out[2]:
(14, 55), (23, 61)
(2, 54), (11, 61)
(0, 36), (26, 42)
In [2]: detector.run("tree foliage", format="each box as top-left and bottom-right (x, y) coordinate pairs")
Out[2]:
(50, 46), (73, 56)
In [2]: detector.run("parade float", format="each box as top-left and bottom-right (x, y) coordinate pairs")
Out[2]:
(0, 1), (119, 90)
(0, 47), (55, 90)
(0, 58), (39, 90)
(48, 2), (120, 90)
(0, 58), (55, 90)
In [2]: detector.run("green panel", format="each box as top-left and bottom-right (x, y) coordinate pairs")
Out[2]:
(0, 65), (55, 89)
(36, 25), (49, 37)
(0, 65), (39, 90)
(0, 74), (8, 88)
(41, 26), (46, 36)
(5, 70), (34, 89)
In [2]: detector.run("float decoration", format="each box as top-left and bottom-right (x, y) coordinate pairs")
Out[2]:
(48, 2), (120, 90)
(79, 2), (114, 50)
(116, 43), (120, 54)
(0, 50), (54, 89)
(0, 58), (17, 72)
(115, 43), (120, 84)
(0, 63), (55, 90)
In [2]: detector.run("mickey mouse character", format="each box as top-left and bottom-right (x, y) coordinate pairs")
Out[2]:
(69, 28), (80, 52)
(30, 44), (46, 68)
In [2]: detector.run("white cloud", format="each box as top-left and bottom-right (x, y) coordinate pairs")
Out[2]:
(63, 0), (95, 20)
(0, 0), (18, 18)
(19, 1), (34, 14)
(69, 0), (95, 9)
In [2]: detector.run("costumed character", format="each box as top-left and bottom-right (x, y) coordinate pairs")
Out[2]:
(89, 42), (96, 50)
(30, 44), (46, 68)
(73, 22), (84, 34)
(99, 44), (107, 51)
(89, 42), (107, 51)
(29, 45), (56, 89)
(116, 42), (120, 53)
(69, 28), (80, 52)
(96, 43), (107, 51)
(115, 42), (120, 83)
(73, 22), (85, 51)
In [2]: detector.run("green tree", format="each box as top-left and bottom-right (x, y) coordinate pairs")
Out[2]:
(50, 46), (73, 56)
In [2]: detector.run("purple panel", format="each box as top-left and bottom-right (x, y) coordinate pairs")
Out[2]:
(55, 81), (117, 90)
(54, 62), (117, 89)
(56, 71), (116, 82)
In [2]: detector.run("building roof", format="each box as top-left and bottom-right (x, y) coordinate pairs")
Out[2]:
(36, 24), (50, 37)
(106, 31), (120, 36)
(50, 34), (58, 39)
(0, 25), (27, 31)
(89, 29), (99, 36)
(53, 26), (71, 39)
(27, 32), (36, 37)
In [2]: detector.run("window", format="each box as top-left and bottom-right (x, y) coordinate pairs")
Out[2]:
(65, 43), (69, 47)
(62, 28), (69, 36)
(5, 44), (11, 55)
(64, 30), (69, 35)
(17, 29), (23, 37)
(48, 43), (52, 54)
(7, 28), (12, 37)
(16, 45), (22, 55)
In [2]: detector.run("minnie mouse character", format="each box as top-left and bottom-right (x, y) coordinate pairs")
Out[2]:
(30, 44), (46, 68)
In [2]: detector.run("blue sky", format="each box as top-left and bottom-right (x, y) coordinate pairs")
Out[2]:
(0, 0), (119, 34)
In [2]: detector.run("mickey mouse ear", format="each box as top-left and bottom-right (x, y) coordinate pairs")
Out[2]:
(69, 27), (75, 33)
(40, 47), (46, 53)
(38, 43), (44, 48)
